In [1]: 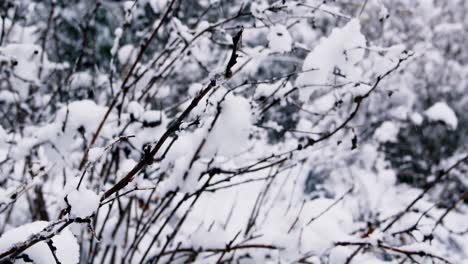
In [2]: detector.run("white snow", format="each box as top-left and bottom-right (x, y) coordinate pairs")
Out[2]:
(69, 71), (92, 90)
(61, 178), (101, 219)
(410, 112), (423, 125)
(372, 44), (407, 75)
(111, 27), (123, 57)
(307, 93), (336, 114)
(118, 44), (137, 64)
(67, 187), (101, 218)
(123, 1), (136, 22)
(254, 81), (292, 99)
(127, 101), (145, 119)
(267, 24), (293, 53)
(188, 83), (203, 97)
(424, 102), (458, 129)
(87, 147), (105, 162)
(203, 93), (252, 156)
(254, 83), (276, 99)
(148, 0), (168, 13)
(0, 44), (44, 98)
(0, 187), (14, 205)
(172, 18), (193, 41)
(434, 23), (463, 33)
(142, 110), (162, 124)
(56, 100), (109, 132)
(0, 90), (17, 103)
(374, 121), (399, 143)
(296, 19), (366, 101)
(397, 242), (438, 255)
(155, 85), (170, 98)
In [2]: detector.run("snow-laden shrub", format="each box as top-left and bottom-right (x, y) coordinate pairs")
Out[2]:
(0, 1), (467, 263)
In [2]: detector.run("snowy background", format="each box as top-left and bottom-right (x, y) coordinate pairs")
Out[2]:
(0, 0), (467, 263)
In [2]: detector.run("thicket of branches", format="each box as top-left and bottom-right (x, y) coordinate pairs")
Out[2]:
(0, 0), (467, 263)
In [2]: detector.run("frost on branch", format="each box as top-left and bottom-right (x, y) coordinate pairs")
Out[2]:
(0, 221), (79, 264)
